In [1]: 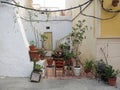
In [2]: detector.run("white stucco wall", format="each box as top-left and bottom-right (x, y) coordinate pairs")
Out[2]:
(22, 12), (72, 49)
(0, 5), (32, 77)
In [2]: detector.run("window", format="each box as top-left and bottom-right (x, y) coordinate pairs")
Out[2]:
(32, 0), (65, 10)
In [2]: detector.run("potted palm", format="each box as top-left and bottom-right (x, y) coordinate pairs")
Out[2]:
(104, 65), (119, 86)
(70, 19), (88, 76)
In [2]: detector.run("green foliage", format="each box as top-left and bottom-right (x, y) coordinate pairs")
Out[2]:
(59, 43), (70, 51)
(52, 49), (64, 58)
(38, 48), (47, 56)
(29, 40), (35, 46)
(95, 60), (120, 81)
(104, 65), (120, 78)
(33, 61), (43, 72)
(40, 34), (48, 41)
(70, 20), (88, 44)
(34, 64), (43, 70)
(84, 59), (94, 71)
(63, 51), (75, 60)
(40, 34), (48, 48)
(70, 19), (88, 67)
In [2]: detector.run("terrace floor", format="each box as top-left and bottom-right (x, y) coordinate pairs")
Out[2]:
(0, 60), (120, 90)
(0, 76), (120, 90)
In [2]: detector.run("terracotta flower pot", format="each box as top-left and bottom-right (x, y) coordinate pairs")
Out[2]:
(65, 59), (73, 66)
(40, 55), (45, 60)
(85, 69), (91, 73)
(29, 51), (40, 61)
(47, 59), (53, 66)
(29, 45), (36, 51)
(108, 77), (117, 86)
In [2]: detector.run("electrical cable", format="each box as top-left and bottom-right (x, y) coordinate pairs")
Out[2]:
(0, 0), (120, 20)
(0, 0), (90, 12)
(80, 0), (119, 20)
(99, 0), (120, 13)
(72, 0), (93, 21)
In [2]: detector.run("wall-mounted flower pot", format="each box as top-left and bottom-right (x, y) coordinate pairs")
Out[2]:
(29, 45), (36, 51)
(29, 51), (40, 61)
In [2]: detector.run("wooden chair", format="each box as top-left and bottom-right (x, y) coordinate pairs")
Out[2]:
(54, 58), (65, 77)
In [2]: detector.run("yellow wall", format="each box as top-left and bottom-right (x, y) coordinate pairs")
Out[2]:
(101, 0), (120, 37)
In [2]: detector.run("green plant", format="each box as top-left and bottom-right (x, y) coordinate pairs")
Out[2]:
(40, 34), (48, 48)
(71, 20), (88, 45)
(34, 64), (43, 71)
(63, 51), (75, 67)
(63, 51), (74, 60)
(104, 65), (119, 78)
(70, 19), (88, 67)
(29, 40), (36, 51)
(59, 43), (70, 51)
(95, 59), (107, 80)
(40, 34), (48, 42)
(84, 60), (94, 73)
(33, 61), (43, 72)
(52, 49), (64, 58)
(38, 48), (47, 57)
(29, 40), (35, 46)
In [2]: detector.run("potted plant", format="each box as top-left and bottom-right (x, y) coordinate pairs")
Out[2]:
(30, 61), (43, 82)
(40, 34), (48, 48)
(59, 43), (70, 51)
(52, 49), (64, 58)
(38, 48), (47, 60)
(47, 57), (53, 67)
(70, 19), (88, 76)
(33, 61), (43, 72)
(29, 51), (40, 61)
(104, 65), (119, 86)
(94, 59), (107, 81)
(29, 40), (36, 51)
(63, 51), (74, 64)
(84, 59), (94, 73)
(63, 51), (74, 70)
